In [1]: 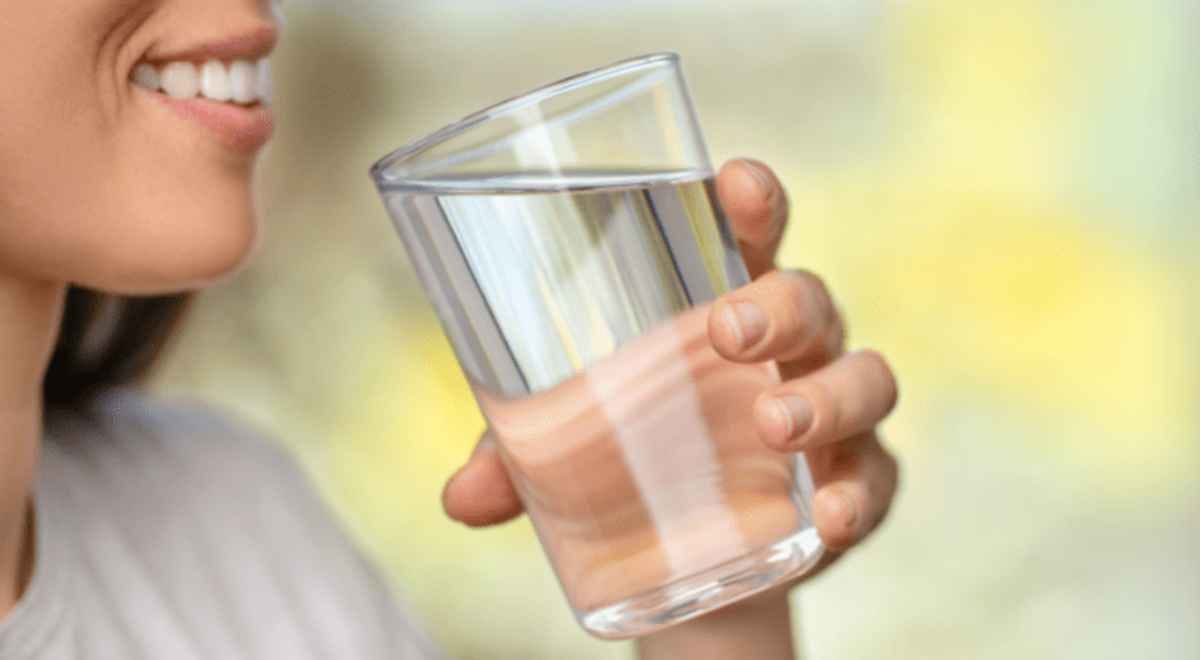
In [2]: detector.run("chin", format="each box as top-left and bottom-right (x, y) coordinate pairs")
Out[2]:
(86, 190), (263, 296)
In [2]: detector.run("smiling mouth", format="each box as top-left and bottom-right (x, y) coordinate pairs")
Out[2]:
(132, 58), (271, 106)
(130, 27), (279, 152)
(131, 58), (276, 152)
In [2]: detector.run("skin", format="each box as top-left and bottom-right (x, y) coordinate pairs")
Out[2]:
(0, 0), (280, 613)
(0, 2), (899, 657)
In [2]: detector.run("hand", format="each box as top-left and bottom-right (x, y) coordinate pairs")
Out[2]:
(442, 158), (900, 583)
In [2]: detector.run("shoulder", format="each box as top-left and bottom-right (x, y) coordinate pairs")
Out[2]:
(41, 386), (335, 572)
(47, 386), (299, 487)
(43, 386), (335, 535)
(41, 387), (440, 659)
(43, 386), (344, 557)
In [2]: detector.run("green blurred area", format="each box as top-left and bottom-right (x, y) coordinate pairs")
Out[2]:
(154, 1), (1199, 658)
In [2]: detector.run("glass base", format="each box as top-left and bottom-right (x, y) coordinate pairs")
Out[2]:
(576, 527), (825, 640)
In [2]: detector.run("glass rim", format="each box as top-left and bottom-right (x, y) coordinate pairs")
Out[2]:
(369, 52), (681, 187)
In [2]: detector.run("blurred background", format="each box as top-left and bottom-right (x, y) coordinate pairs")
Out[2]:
(153, 0), (1199, 658)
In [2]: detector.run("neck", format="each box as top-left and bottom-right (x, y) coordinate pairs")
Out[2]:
(0, 273), (65, 616)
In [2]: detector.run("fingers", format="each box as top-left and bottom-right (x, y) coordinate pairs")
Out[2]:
(708, 269), (844, 368)
(716, 159), (789, 278)
(811, 433), (900, 551)
(441, 431), (524, 527)
(753, 349), (898, 451)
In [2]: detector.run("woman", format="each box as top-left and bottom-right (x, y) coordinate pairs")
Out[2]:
(0, 1), (900, 658)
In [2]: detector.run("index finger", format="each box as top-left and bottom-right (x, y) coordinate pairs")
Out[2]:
(715, 158), (790, 278)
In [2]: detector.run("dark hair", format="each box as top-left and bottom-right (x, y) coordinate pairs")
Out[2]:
(43, 287), (192, 409)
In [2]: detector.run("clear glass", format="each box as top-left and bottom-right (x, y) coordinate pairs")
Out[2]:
(370, 53), (824, 639)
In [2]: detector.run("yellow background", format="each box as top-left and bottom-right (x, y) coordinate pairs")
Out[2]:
(156, 1), (1199, 658)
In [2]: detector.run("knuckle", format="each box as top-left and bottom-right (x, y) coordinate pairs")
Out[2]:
(869, 439), (899, 490)
(780, 268), (822, 291)
(874, 465), (899, 530)
(766, 182), (789, 232)
(775, 267), (813, 295)
(827, 314), (848, 356)
(825, 528), (856, 550)
(781, 269), (837, 325)
(772, 270), (820, 328)
(856, 463), (896, 536)
(856, 349), (899, 412)
(761, 270), (842, 364)
(884, 450), (900, 495)
(865, 440), (900, 525)
(829, 443), (862, 476)
(802, 379), (841, 445)
(829, 432), (872, 473)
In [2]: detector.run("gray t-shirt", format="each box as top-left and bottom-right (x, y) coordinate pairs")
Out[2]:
(0, 389), (440, 659)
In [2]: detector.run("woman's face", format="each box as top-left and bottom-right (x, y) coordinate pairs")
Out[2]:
(0, 0), (281, 294)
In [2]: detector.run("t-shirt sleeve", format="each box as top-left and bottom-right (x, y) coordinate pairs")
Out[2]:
(232, 426), (444, 660)
(97, 389), (444, 660)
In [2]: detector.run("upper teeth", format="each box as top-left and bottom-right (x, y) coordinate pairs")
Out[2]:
(132, 59), (271, 105)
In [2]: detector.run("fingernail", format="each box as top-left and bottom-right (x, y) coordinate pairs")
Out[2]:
(741, 159), (773, 196)
(775, 395), (814, 442)
(721, 302), (768, 350)
(764, 399), (794, 440)
(740, 159), (786, 241)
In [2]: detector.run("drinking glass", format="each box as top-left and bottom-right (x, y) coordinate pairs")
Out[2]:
(370, 53), (824, 639)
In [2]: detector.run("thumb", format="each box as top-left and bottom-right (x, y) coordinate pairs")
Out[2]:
(442, 430), (525, 527)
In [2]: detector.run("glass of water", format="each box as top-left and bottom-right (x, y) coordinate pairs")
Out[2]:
(370, 53), (824, 639)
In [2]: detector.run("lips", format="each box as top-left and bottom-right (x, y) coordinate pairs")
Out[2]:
(131, 27), (278, 153)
